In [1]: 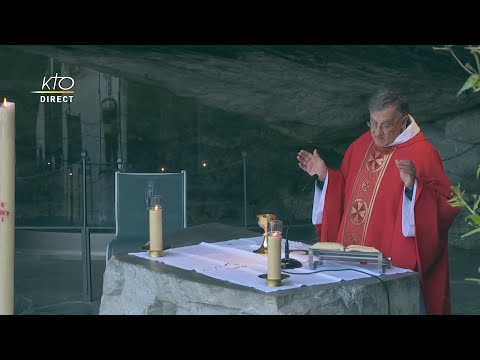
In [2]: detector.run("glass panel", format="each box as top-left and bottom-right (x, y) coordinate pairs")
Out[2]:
(2, 47), (343, 232)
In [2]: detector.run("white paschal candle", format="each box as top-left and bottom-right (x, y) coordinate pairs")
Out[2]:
(149, 204), (163, 254)
(267, 231), (282, 284)
(0, 99), (15, 315)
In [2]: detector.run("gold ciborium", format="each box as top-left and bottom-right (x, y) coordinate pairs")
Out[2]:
(254, 213), (277, 254)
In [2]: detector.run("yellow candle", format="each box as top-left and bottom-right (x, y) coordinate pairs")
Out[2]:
(267, 232), (282, 283)
(149, 204), (163, 255)
(0, 99), (15, 315)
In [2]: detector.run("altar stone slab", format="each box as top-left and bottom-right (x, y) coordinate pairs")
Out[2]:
(99, 223), (420, 315)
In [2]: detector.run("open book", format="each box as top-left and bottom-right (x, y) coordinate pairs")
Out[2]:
(308, 242), (391, 273)
(310, 242), (379, 253)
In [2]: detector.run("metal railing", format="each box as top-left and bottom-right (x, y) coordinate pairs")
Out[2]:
(15, 148), (315, 302)
(15, 150), (251, 302)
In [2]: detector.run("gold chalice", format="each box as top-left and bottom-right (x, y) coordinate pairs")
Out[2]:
(254, 213), (277, 254)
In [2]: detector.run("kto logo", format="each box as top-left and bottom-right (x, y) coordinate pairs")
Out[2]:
(31, 73), (75, 103)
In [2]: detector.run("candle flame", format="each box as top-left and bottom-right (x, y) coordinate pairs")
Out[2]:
(3, 98), (6, 106)
(155, 205), (160, 210)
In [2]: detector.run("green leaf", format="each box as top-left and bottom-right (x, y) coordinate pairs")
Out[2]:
(464, 277), (480, 284)
(432, 45), (453, 51)
(458, 74), (480, 96)
(451, 184), (464, 195)
(467, 214), (480, 226)
(461, 227), (480, 238)
(465, 45), (480, 53)
(473, 194), (480, 211)
(466, 63), (477, 72)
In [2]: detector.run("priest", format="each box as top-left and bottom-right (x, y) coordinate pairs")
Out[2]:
(297, 88), (460, 315)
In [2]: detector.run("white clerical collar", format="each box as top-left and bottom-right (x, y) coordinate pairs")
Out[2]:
(387, 114), (421, 147)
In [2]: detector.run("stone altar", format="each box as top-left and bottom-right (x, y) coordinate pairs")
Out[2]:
(99, 223), (420, 315)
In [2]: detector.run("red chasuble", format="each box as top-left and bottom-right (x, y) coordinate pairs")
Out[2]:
(315, 131), (460, 315)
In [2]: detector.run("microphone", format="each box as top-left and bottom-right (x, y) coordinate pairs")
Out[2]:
(281, 174), (318, 269)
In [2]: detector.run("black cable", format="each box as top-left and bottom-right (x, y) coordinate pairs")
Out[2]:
(282, 267), (391, 315)
(283, 175), (317, 261)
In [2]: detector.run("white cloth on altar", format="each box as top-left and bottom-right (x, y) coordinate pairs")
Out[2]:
(129, 236), (411, 293)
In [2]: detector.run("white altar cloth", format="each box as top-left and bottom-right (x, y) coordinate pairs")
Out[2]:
(129, 236), (410, 293)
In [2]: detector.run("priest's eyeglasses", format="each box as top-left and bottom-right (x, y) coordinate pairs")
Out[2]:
(366, 114), (407, 131)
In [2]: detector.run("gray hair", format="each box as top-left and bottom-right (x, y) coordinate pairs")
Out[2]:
(368, 88), (409, 116)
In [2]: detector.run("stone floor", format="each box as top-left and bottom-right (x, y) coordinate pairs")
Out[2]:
(14, 254), (105, 315)
(12, 230), (480, 315)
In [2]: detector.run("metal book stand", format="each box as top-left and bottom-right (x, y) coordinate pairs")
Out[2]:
(308, 248), (392, 274)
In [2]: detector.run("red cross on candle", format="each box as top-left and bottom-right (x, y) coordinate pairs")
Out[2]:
(0, 202), (7, 222)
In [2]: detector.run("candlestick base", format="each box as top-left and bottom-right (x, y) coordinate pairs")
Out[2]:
(258, 273), (290, 287)
(281, 257), (303, 269)
(143, 243), (171, 251)
(253, 235), (268, 254)
(253, 243), (267, 254)
(149, 250), (164, 258)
